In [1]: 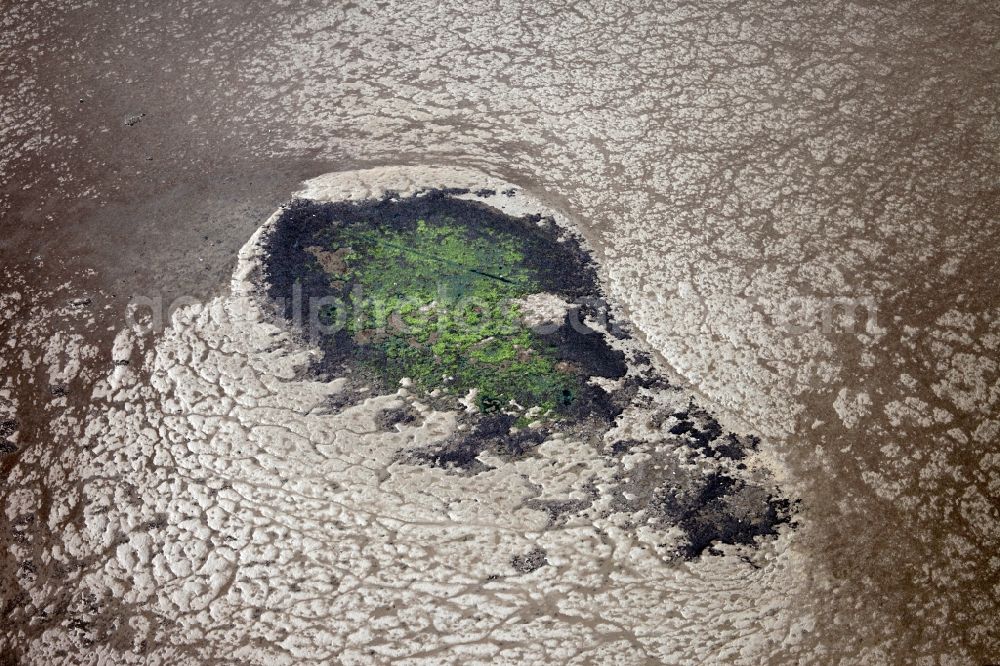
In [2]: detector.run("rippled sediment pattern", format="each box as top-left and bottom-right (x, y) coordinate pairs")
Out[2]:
(1, 169), (806, 663)
(2, 1), (999, 663)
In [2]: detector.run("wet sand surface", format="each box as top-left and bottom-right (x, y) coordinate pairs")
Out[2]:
(2, 1), (999, 663)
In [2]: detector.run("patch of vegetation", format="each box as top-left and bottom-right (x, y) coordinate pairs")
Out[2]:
(321, 215), (578, 414)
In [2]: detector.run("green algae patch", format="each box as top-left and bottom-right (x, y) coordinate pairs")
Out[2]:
(262, 191), (617, 417)
(335, 218), (578, 413)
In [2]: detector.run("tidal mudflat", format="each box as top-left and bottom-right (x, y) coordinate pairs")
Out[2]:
(3, 1), (1000, 663)
(2, 167), (808, 663)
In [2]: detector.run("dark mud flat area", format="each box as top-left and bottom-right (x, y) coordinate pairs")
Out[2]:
(259, 190), (794, 559)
